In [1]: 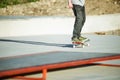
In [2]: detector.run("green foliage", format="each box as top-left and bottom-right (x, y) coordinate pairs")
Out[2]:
(0, 0), (39, 8)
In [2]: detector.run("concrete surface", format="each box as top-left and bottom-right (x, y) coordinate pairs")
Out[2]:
(0, 34), (120, 58)
(0, 34), (120, 80)
(6, 65), (120, 80)
(25, 65), (120, 80)
(0, 14), (120, 80)
(0, 14), (120, 37)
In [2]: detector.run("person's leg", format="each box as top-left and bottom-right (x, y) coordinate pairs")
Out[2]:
(81, 6), (86, 28)
(72, 5), (86, 41)
(78, 6), (89, 42)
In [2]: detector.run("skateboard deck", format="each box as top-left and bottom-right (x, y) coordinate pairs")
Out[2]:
(72, 41), (89, 48)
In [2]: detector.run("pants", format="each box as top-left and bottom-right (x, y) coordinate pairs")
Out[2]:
(72, 5), (86, 39)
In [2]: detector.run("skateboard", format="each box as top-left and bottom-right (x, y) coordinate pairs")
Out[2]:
(72, 41), (89, 48)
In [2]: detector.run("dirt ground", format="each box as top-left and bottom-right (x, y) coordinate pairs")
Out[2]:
(0, 0), (120, 16)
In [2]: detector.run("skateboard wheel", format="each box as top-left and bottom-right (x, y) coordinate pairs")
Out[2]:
(87, 43), (90, 46)
(73, 45), (76, 48)
(82, 45), (84, 48)
(84, 43), (89, 46)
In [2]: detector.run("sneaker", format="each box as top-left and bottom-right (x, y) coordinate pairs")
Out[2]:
(71, 37), (80, 42)
(78, 36), (89, 42)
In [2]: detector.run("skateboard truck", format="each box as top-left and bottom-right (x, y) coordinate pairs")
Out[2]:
(72, 41), (89, 48)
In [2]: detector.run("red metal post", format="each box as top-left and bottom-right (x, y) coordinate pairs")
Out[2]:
(42, 68), (47, 80)
(13, 68), (47, 80)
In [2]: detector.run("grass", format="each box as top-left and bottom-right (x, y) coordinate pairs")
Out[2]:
(0, 0), (39, 8)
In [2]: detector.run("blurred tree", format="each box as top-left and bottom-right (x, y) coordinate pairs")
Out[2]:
(0, 0), (39, 8)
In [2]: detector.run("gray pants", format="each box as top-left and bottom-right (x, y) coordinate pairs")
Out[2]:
(72, 5), (86, 39)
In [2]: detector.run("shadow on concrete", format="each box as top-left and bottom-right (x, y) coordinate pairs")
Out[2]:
(0, 39), (72, 48)
(0, 16), (69, 20)
(0, 16), (43, 20)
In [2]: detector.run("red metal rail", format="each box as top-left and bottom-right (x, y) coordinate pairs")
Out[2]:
(0, 55), (120, 80)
